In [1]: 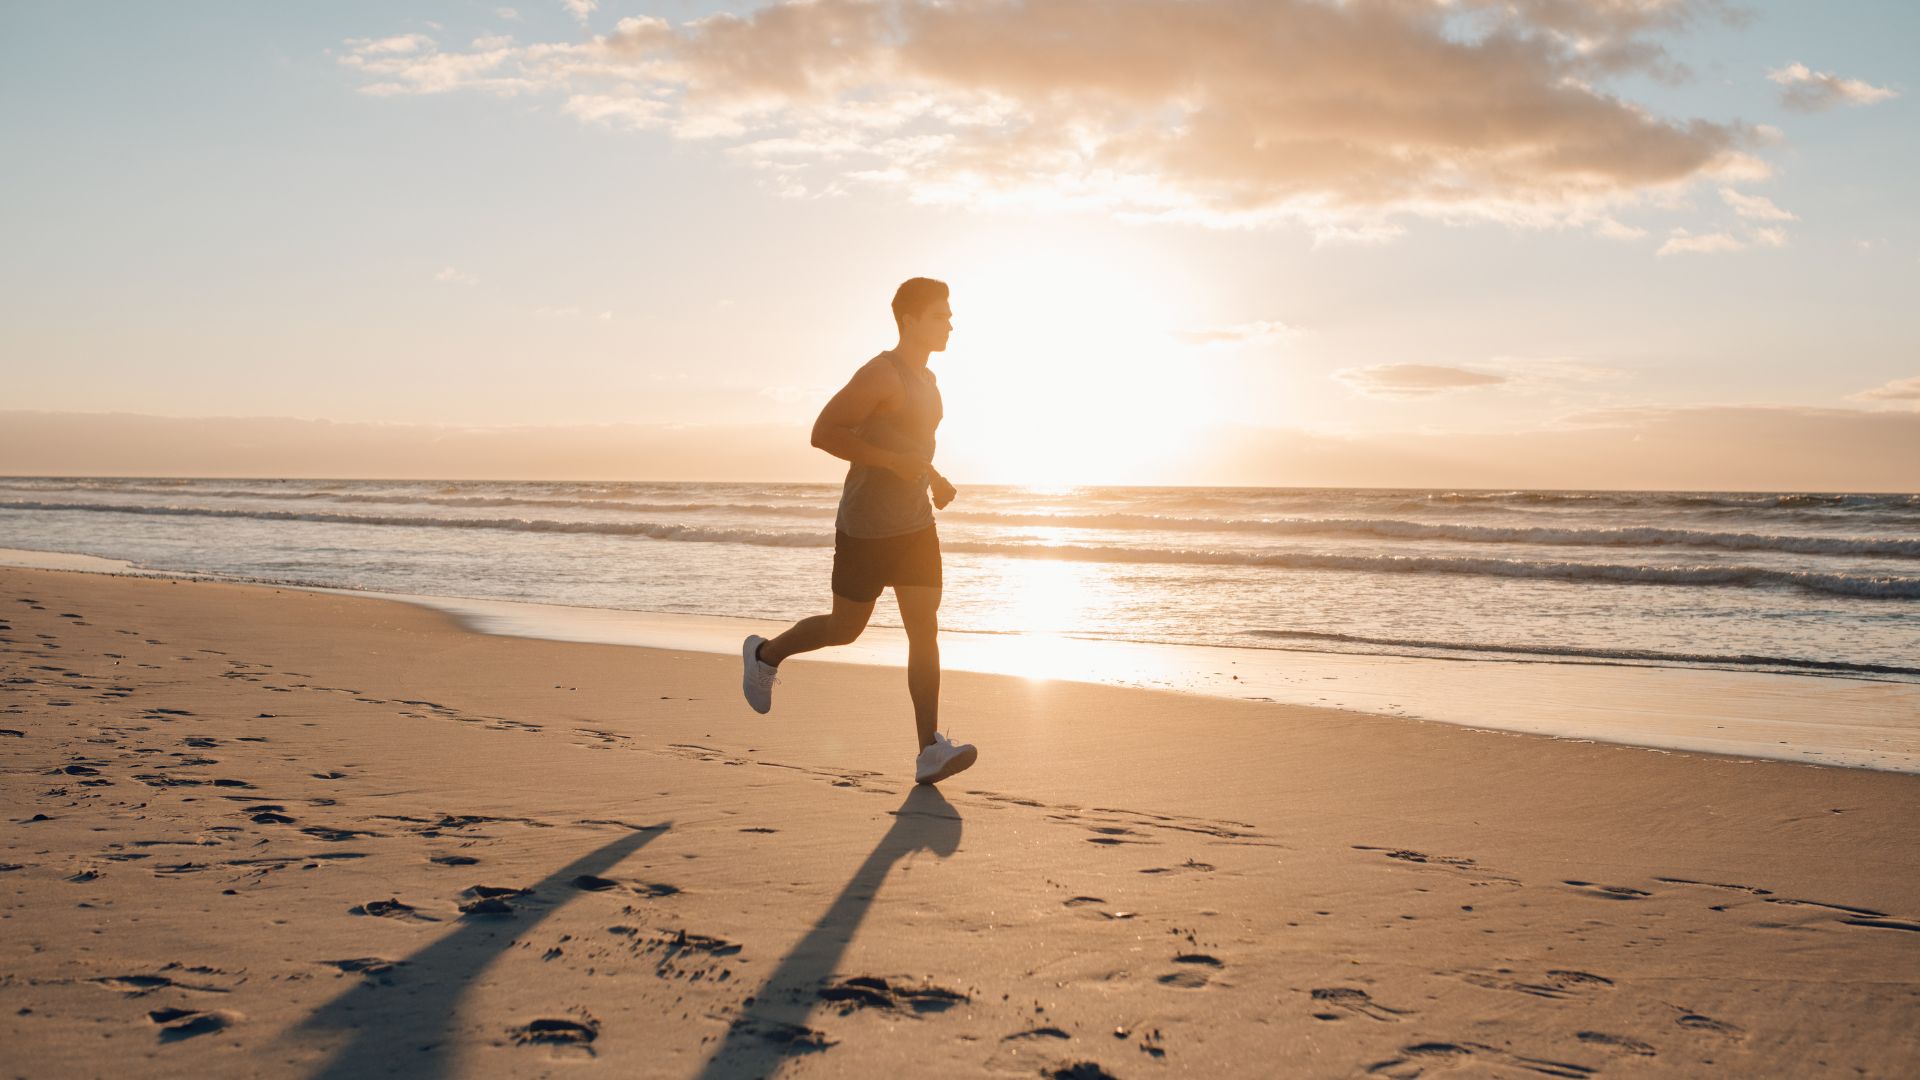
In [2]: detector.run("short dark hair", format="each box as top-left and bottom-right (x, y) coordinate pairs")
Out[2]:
(891, 277), (948, 332)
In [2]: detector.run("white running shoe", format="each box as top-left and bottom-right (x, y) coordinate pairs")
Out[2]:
(914, 731), (977, 785)
(741, 635), (778, 714)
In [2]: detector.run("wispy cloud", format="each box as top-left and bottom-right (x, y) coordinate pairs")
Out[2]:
(564, 93), (669, 130)
(1855, 375), (1920, 405)
(1173, 320), (1296, 348)
(1719, 187), (1796, 221)
(1767, 62), (1898, 111)
(340, 35), (530, 96)
(338, 0), (1763, 236)
(1593, 218), (1649, 241)
(351, 33), (434, 56)
(497, 7), (522, 21)
(1335, 364), (1509, 398)
(434, 265), (477, 285)
(1657, 228), (1745, 256)
(561, 0), (597, 24)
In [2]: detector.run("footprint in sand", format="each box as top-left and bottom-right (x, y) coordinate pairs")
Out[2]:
(1562, 880), (1652, 900)
(92, 975), (177, 995)
(1157, 953), (1224, 989)
(459, 884), (532, 916)
(1367, 1040), (1594, 1079)
(511, 1016), (598, 1048)
(1453, 968), (1613, 1000)
(817, 975), (970, 1014)
(1673, 1009), (1744, 1037)
(149, 1007), (240, 1042)
(1139, 858), (1214, 875)
(323, 957), (406, 984)
(1043, 1063), (1120, 1080)
(1310, 986), (1412, 1022)
(349, 898), (435, 922)
(1577, 1031), (1656, 1057)
(301, 826), (375, 842)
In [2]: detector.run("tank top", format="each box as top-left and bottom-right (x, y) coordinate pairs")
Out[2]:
(834, 351), (944, 538)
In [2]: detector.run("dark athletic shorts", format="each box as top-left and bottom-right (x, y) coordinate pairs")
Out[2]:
(831, 525), (942, 603)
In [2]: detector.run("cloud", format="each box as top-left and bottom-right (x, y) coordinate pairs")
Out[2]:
(339, 35), (532, 96)
(497, 7), (522, 21)
(562, 0), (597, 23)
(433, 265), (477, 285)
(351, 33), (433, 56)
(339, 0), (1763, 234)
(1656, 228), (1744, 256)
(1172, 320), (1296, 347)
(1767, 62), (1898, 111)
(1593, 218), (1648, 240)
(1719, 187), (1795, 221)
(564, 93), (668, 130)
(1335, 364), (1509, 397)
(1855, 375), (1920, 404)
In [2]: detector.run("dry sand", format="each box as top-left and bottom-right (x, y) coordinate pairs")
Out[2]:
(1, 565), (1916, 1078)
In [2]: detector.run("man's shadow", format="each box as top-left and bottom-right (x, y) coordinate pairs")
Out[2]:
(695, 784), (963, 1079)
(291, 823), (668, 1079)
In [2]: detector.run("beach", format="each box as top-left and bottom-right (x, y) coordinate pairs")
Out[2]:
(3, 564), (1917, 1078)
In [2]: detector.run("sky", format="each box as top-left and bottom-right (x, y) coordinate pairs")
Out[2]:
(1, 0), (1916, 489)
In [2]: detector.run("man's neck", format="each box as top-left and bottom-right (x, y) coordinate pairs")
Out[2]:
(889, 342), (932, 369)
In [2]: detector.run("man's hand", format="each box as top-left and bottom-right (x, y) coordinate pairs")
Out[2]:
(887, 451), (933, 483)
(930, 472), (957, 510)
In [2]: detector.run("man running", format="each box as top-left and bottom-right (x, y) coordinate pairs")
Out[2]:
(740, 277), (978, 786)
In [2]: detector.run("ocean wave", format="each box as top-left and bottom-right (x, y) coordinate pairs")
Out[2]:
(1419, 490), (1920, 511)
(936, 512), (1920, 557)
(8, 499), (1919, 599)
(11, 486), (1912, 556)
(0, 484), (834, 517)
(936, 542), (1920, 599)
(1238, 628), (1920, 677)
(0, 500), (833, 547)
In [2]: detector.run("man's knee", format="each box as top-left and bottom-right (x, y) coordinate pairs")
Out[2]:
(902, 618), (938, 648)
(827, 615), (868, 645)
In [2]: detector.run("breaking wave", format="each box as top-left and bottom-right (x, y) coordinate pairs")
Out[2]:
(9, 499), (1917, 599)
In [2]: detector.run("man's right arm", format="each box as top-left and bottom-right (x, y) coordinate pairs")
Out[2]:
(810, 365), (926, 480)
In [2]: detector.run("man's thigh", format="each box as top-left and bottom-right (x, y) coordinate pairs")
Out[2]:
(894, 586), (942, 637)
(828, 592), (876, 635)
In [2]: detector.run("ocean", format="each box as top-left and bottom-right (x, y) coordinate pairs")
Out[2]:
(2, 477), (1916, 683)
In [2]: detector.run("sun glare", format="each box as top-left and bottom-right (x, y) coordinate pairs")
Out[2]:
(937, 242), (1221, 486)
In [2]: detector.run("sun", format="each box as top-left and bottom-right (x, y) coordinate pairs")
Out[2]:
(933, 240), (1223, 486)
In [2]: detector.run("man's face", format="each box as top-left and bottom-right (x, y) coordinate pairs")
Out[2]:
(905, 299), (954, 353)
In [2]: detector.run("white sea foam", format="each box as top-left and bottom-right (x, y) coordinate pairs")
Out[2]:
(9, 499), (1918, 599)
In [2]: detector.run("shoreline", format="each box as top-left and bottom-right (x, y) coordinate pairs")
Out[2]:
(2, 562), (1916, 1077)
(4, 545), (1917, 773)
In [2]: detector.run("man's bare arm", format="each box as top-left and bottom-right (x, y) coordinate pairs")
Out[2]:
(810, 365), (927, 481)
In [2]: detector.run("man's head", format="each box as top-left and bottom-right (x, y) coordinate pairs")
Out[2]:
(892, 277), (952, 354)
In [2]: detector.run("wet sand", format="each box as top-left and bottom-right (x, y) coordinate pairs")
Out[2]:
(2, 565), (1916, 1077)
